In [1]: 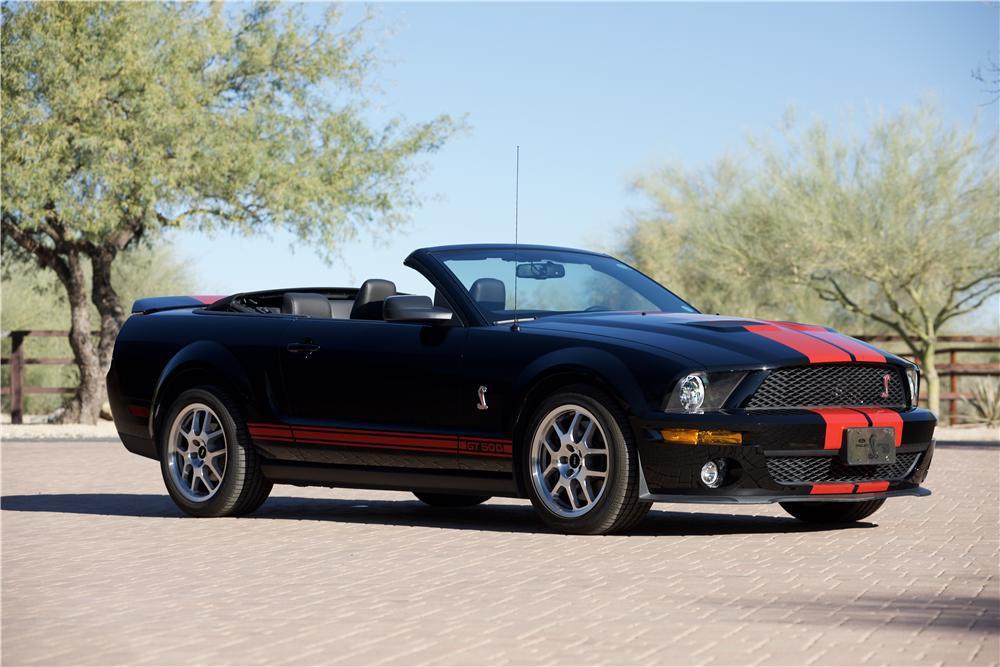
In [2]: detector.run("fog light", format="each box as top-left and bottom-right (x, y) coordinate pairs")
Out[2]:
(700, 459), (726, 488)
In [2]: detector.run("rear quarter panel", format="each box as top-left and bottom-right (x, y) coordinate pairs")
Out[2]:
(109, 309), (293, 450)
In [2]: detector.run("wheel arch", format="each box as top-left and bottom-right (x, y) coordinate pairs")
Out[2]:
(508, 347), (647, 497)
(149, 341), (255, 453)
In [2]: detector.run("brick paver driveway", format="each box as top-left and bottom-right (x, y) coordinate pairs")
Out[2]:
(2, 439), (997, 666)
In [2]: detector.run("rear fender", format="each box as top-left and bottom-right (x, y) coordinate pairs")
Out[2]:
(149, 341), (254, 444)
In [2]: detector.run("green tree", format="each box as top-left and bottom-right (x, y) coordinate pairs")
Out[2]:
(2, 2), (459, 422)
(625, 104), (999, 414)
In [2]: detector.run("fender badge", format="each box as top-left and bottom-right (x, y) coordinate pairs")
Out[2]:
(477, 385), (489, 411)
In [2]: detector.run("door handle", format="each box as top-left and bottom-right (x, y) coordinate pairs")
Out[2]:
(286, 342), (320, 358)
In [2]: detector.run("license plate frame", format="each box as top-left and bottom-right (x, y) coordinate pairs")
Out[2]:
(843, 427), (897, 465)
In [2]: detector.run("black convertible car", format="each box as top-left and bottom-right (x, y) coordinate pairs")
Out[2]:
(108, 244), (935, 534)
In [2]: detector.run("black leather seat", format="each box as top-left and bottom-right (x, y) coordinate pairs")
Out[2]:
(329, 300), (353, 319)
(350, 279), (397, 320)
(469, 278), (506, 312)
(282, 292), (333, 318)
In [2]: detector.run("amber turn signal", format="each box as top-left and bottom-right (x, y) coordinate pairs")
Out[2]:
(660, 428), (743, 445)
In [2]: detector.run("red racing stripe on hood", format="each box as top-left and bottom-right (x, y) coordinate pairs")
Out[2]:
(744, 324), (852, 364)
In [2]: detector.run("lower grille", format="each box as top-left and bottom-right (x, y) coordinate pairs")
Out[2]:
(766, 452), (920, 485)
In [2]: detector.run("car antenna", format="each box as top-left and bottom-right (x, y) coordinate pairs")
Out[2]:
(512, 145), (521, 332)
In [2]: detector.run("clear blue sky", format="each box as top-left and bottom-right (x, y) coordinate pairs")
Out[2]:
(174, 1), (999, 299)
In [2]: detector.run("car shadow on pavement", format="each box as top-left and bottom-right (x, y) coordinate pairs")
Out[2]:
(1, 492), (875, 536)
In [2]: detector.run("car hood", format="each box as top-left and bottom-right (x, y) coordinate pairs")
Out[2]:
(522, 312), (904, 369)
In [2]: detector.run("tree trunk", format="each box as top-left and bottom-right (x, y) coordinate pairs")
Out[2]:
(919, 342), (941, 417)
(57, 251), (104, 424)
(91, 250), (127, 373)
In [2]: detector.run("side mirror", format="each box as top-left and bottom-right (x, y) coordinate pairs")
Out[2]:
(383, 295), (453, 324)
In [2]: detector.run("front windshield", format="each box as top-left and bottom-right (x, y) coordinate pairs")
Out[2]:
(433, 248), (697, 322)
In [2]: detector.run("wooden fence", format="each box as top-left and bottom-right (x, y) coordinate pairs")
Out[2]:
(2, 330), (999, 426)
(859, 335), (1000, 425)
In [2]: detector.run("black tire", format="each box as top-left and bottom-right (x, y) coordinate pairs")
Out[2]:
(521, 385), (651, 535)
(159, 386), (272, 518)
(780, 499), (886, 524)
(413, 492), (491, 508)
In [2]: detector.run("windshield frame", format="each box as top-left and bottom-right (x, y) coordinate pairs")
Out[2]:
(424, 246), (698, 325)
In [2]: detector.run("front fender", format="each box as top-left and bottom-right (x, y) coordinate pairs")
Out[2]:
(513, 346), (650, 424)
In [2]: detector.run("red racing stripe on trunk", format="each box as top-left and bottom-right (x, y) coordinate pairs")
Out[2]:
(744, 324), (852, 363)
(809, 483), (856, 495)
(192, 295), (225, 304)
(853, 408), (904, 446)
(808, 408), (871, 450)
(855, 481), (890, 493)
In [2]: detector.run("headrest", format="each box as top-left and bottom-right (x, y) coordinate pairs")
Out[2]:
(469, 278), (506, 312)
(350, 279), (397, 320)
(281, 292), (332, 318)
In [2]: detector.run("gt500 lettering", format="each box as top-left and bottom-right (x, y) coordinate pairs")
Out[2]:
(458, 439), (512, 456)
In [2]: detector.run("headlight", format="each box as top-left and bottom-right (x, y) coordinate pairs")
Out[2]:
(664, 371), (747, 413)
(906, 366), (920, 408)
(678, 373), (706, 412)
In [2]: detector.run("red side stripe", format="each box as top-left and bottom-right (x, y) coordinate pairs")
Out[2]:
(854, 408), (904, 446)
(856, 481), (890, 493)
(292, 429), (455, 449)
(745, 324), (852, 363)
(289, 425), (460, 442)
(247, 422), (512, 457)
(810, 483), (856, 495)
(809, 408), (870, 450)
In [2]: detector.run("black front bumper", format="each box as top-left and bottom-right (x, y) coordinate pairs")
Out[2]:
(631, 407), (936, 504)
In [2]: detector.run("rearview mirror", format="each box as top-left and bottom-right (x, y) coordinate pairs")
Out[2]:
(383, 295), (453, 324)
(515, 261), (566, 280)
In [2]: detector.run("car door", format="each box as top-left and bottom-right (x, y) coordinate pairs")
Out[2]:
(279, 318), (469, 469)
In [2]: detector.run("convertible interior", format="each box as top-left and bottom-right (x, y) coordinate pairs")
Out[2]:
(216, 278), (483, 322)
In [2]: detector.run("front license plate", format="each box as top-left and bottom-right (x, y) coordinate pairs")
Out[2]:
(844, 427), (896, 465)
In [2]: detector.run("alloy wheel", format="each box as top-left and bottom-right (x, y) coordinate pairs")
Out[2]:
(166, 403), (228, 502)
(529, 404), (612, 518)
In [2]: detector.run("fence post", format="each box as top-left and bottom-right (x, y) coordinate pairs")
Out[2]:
(949, 349), (957, 426)
(9, 331), (25, 425)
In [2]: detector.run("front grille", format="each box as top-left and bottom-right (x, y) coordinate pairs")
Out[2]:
(766, 452), (920, 485)
(745, 364), (906, 409)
